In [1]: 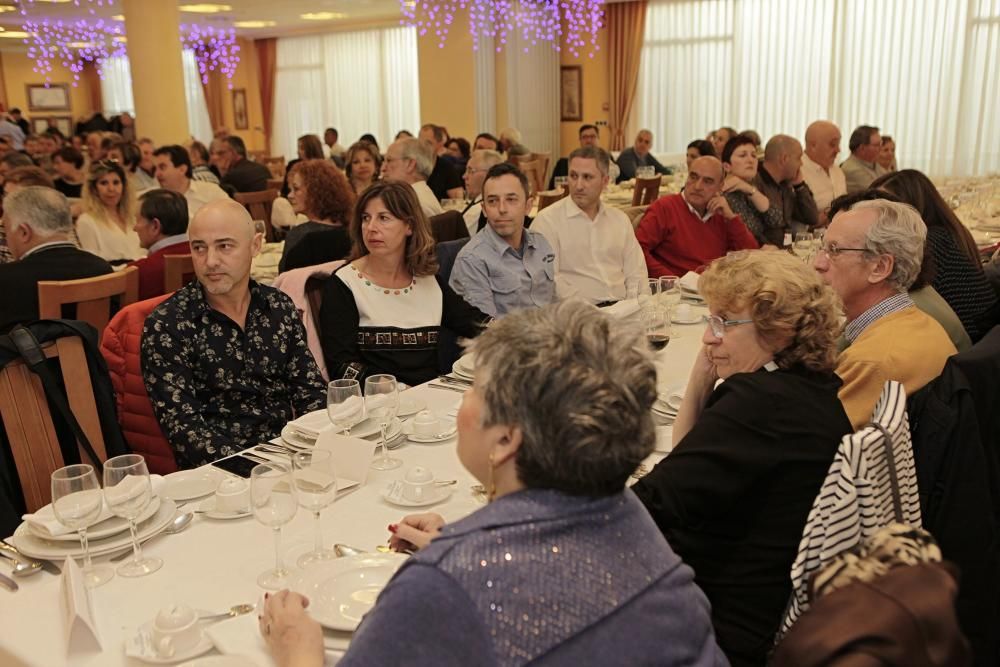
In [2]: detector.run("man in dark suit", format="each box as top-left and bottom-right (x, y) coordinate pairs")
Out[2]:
(0, 186), (113, 332)
(212, 136), (270, 194)
(129, 189), (191, 299)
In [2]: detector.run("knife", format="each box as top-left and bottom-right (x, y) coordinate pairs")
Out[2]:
(0, 540), (60, 575)
(0, 571), (17, 592)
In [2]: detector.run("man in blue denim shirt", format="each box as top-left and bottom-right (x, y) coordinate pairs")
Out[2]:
(450, 163), (556, 317)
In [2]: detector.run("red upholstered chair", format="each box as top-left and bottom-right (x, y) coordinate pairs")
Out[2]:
(99, 294), (177, 474)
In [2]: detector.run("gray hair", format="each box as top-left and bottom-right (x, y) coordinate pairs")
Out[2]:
(499, 127), (522, 144)
(398, 137), (434, 179)
(472, 149), (504, 168)
(4, 186), (72, 235)
(468, 301), (657, 497)
(568, 145), (611, 176)
(852, 199), (927, 291)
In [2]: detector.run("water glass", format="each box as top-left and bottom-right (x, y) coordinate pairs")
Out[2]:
(637, 166), (656, 179)
(659, 275), (680, 313)
(365, 374), (401, 471)
(793, 233), (814, 262)
(327, 379), (364, 436)
(638, 279), (659, 309)
(554, 176), (568, 191)
(251, 462), (298, 589)
(103, 454), (161, 577)
(292, 451), (338, 568)
(51, 464), (114, 588)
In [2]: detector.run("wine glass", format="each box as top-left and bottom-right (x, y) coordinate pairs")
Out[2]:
(793, 233), (814, 262)
(658, 275), (680, 314)
(639, 279), (659, 309)
(51, 464), (114, 588)
(642, 307), (672, 352)
(102, 454), (161, 577)
(251, 462), (298, 589)
(365, 374), (401, 471)
(292, 450), (338, 568)
(327, 379), (364, 436)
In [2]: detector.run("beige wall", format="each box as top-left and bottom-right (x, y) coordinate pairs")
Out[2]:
(221, 39), (267, 152)
(0, 49), (99, 130)
(416, 14), (477, 140)
(558, 26), (610, 157)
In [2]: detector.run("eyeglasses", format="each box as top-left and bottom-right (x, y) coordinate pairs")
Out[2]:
(703, 314), (753, 338)
(817, 242), (873, 259)
(464, 166), (487, 175)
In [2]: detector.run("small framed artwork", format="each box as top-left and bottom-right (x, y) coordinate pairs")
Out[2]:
(232, 88), (248, 130)
(26, 83), (71, 112)
(560, 66), (583, 122)
(32, 117), (50, 135)
(53, 116), (73, 137)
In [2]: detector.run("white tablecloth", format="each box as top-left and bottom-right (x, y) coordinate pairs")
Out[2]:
(0, 305), (706, 666)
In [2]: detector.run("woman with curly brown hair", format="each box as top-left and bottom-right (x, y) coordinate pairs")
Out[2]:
(278, 159), (355, 272)
(319, 180), (489, 386)
(632, 249), (853, 667)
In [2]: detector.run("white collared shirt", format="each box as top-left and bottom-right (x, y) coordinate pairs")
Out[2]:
(531, 196), (647, 303)
(411, 180), (445, 218)
(681, 192), (713, 222)
(462, 201), (483, 237)
(801, 153), (847, 214)
(148, 233), (189, 254)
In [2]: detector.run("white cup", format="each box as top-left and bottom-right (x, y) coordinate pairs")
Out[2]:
(674, 303), (692, 321)
(401, 466), (435, 502)
(412, 410), (441, 437)
(151, 604), (201, 658)
(215, 477), (250, 514)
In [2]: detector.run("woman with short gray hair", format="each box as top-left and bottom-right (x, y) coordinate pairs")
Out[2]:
(261, 301), (725, 667)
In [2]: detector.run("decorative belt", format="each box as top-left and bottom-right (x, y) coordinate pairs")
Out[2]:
(357, 330), (438, 348)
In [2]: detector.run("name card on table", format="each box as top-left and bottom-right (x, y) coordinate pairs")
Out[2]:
(313, 432), (377, 493)
(60, 557), (102, 653)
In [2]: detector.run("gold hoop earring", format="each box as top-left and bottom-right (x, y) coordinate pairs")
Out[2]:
(487, 450), (496, 502)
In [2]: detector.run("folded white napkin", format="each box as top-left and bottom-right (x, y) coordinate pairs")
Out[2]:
(289, 410), (336, 439)
(25, 474), (164, 537)
(325, 396), (366, 429)
(679, 271), (701, 293)
(603, 300), (640, 319)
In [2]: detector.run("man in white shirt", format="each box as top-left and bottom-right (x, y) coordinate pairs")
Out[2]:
(531, 146), (647, 305)
(461, 149), (504, 235)
(324, 127), (346, 160)
(151, 145), (230, 220)
(801, 120), (848, 224)
(381, 138), (444, 218)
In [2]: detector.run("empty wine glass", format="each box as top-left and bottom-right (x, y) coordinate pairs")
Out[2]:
(103, 454), (161, 577)
(365, 374), (401, 471)
(793, 233), (814, 262)
(292, 450), (338, 568)
(327, 379), (364, 436)
(639, 279), (659, 309)
(51, 464), (114, 588)
(659, 275), (680, 314)
(251, 462), (298, 589)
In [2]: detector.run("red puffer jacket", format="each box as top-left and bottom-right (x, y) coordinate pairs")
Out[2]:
(100, 294), (177, 474)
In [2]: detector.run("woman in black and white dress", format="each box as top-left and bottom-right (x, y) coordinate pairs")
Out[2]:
(320, 180), (489, 386)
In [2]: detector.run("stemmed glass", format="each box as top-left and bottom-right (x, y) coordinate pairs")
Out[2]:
(327, 379), (364, 436)
(659, 275), (680, 315)
(251, 462), (298, 589)
(642, 307), (672, 352)
(639, 279), (659, 310)
(793, 233), (814, 262)
(365, 374), (401, 471)
(292, 450), (338, 568)
(103, 454), (161, 577)
(51, 464), (114, 588)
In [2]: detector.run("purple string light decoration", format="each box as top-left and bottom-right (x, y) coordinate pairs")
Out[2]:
(180, 24), (241, 90)
(400, 0), (603, 58)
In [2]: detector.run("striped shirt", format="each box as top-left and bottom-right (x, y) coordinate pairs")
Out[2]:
(844, 292), (914, 343)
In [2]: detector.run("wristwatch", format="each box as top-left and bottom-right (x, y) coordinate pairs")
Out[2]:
(748, 186), (757, 195)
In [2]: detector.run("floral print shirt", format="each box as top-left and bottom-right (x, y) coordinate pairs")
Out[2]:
(141, 280), (325, 468)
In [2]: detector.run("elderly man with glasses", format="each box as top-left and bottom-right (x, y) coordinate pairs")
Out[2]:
(460, 149), (505, 236)
(814, 198), (956, 428)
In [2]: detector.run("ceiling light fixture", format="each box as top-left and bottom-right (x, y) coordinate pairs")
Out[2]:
(233, 20), (276, 29)
(301, 12), (347, 20)
(178, 4), (232, 13)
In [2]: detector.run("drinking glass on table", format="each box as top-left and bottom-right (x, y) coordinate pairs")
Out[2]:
(636, 166), (656, 179)
(365, 374), (401, 471)
(642, 307), (672, 352)
(658, 275), (680, 313)
(51, 464), (114, 588)
(291, 450), (338, 568)
(103, 454), (161, 577)
(251, 462), (298, 589)
(793, 233), (814, 261)
(327, 379), (364, 436)
(638, 279), (659, 309)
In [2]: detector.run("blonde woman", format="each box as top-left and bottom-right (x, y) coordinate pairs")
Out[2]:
(76, 160), (144, 263)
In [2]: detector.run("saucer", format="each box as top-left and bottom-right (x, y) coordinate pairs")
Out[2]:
(196, 497), (252, 520)
(402, 418), (457, 443)
(382, 480), (455, 507)
(124, 620), (213, 664)
(163, 468), (223, 501)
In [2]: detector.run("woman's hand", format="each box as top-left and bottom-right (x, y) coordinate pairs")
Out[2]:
(688, 345), (720, 397)
(722, 175), (751, 194)
(389, 512), (446, 552)
(260, 591), (324, 667)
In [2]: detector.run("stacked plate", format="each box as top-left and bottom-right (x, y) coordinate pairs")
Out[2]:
(652, 385), (685, 422)
(280, 409), (405, 451)
(451, 355), (475, 381)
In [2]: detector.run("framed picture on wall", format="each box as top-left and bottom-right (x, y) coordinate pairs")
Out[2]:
(31, 118), (50, 135)
(560, 66), (583, 122)
(53, 116), (73, 137)
(232, 88), (249, 130)
(26, 83), (71, 112)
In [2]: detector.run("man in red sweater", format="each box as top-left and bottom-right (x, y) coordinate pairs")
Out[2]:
(129, 189), (191, 299)
(636, 156), (758, 277)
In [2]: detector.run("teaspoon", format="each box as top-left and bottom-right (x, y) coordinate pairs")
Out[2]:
(199, 603), (256, 622)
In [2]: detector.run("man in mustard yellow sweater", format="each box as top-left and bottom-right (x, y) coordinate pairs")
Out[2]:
(814, 199), (956, 428)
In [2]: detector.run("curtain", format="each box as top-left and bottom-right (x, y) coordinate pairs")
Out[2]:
(81, 63), (103, 117)
(505, 14), (560, 159)
(255, 38), (277, 149)
(100, 56), (136, 115)
(272, 26), (420, 160)
(180, 50), (213, 144)
(636, 0), (1000, 176)
(200, 70), (224, 135)
(607, 0), (647, 151)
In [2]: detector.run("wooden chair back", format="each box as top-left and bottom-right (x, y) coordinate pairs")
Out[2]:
(266, 178), (284, 192)
(0, 336), (108, 512)
(164, 254), (195, 293)
(518, 160), (546, 196)
(536, 189), (567, 213)
(261, 157), (286, 179)
(37, 267), (139, 343)
(623, 205), (650, 230)
(234, 189), (280, 242)
(632, 176), (662, 206)
(428, 210), (471, 243)
(529, 152), (551, 183)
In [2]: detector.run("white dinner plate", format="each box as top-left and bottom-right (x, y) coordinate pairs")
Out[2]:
(452, 355), (475, 378)
(382, 481), (455, 507)
(11, 498), (178, 560)
(349, 416), (403, 440)
(163, 468), (224, 501)
(291, 553), (408, 631)
(671, 313), (703, 325)
(281, 424), (317, 449)
(196, 497), (252, 520)
(177, 657), (252, 667)
(397, 395), (427, 417)
(402, 418), (457, 443)
(657, 385), (685, 412)
(25, 495), (162, 542)
(124, 620), (213, 664)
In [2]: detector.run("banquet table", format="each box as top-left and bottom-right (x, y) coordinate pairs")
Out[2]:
(0, 302), (707, 667)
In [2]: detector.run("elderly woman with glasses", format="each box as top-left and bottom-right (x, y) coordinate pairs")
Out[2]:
(261, 301), (725, 667)
(632, 250), (852, 667)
